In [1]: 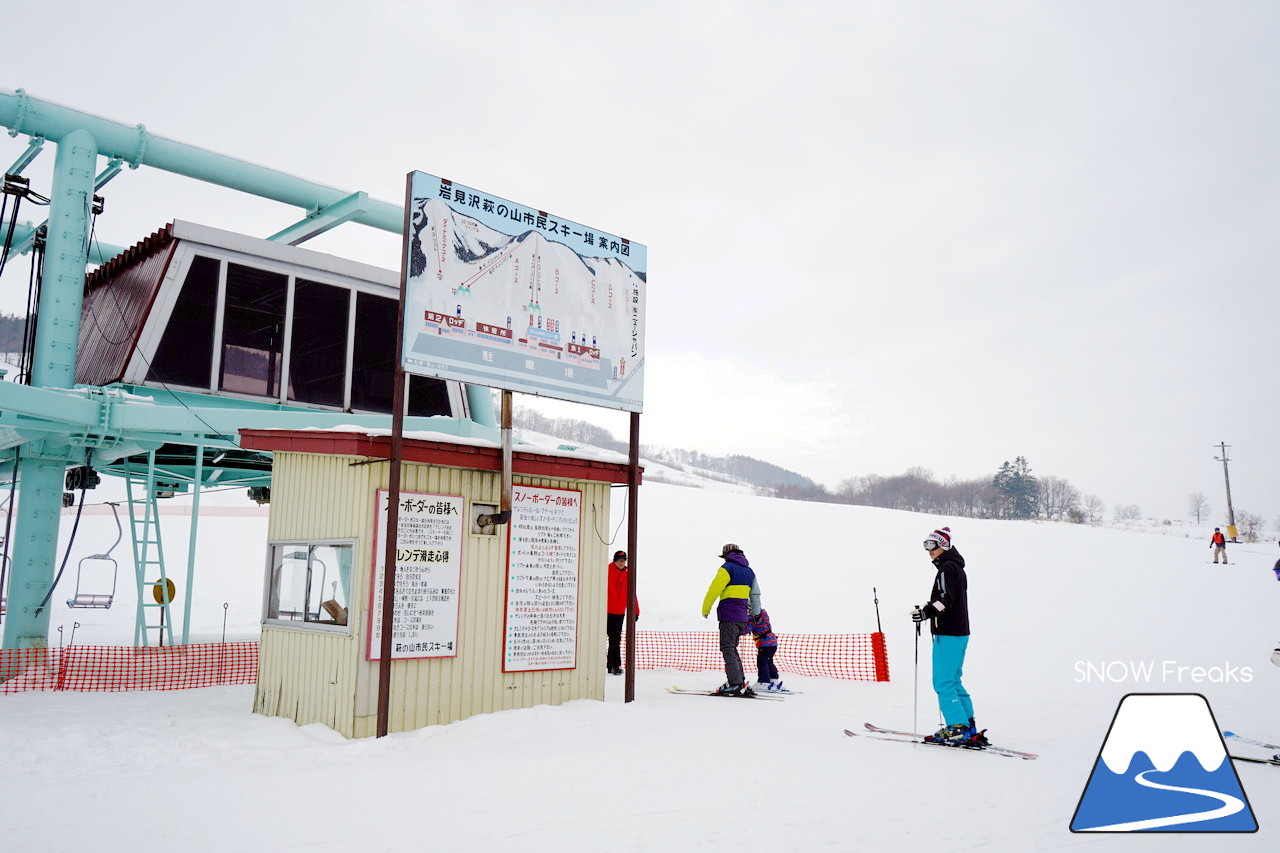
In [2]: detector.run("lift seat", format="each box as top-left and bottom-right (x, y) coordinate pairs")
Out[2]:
(66, 593), (114, 609)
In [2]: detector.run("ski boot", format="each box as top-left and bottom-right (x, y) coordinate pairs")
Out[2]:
(712, 682), (755, 697)
(924, 724), (970, 745)
(964, 718), (990, 748)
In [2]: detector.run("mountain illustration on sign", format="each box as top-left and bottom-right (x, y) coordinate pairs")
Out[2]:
(1070, 693), (1257, 832)
(404, 188), (646, 407)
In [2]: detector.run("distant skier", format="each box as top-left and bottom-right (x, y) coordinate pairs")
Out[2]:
(1273, 541), (1280, 582)
(749, 609), (784, 692)
(912, 527), (988, 747)
(701, 543), (761, 697)
(1211, 528), (1228, 564)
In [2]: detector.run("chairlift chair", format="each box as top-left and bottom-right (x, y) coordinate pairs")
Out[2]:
(66, 502), (123, 610)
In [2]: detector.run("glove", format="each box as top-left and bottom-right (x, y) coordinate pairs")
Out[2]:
(910, 606), (926, 624)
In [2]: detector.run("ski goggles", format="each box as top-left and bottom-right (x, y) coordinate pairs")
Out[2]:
(923, 539), (941, 550)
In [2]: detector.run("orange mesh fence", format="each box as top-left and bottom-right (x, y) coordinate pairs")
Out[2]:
(0, 642), (259, 694)
(0, 631), (888, 694)
(625, 631), (890, 681)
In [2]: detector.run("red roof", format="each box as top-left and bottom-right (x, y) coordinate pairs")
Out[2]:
(238, 429), (640, 485)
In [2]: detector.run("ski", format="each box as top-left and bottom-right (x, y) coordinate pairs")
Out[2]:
(843, 729), (1032, 759)
(1223, 731), (1280, 752)
(1230, 754), (1280, 767)
(859, 723), (1038, 760)
(666, 686), (785, 701)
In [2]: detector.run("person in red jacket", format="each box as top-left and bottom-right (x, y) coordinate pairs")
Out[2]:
(1210, 528), (1227, 564)
(606, 550), (639, 675)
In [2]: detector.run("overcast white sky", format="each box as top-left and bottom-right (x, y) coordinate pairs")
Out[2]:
(3, 1), (1277, 523)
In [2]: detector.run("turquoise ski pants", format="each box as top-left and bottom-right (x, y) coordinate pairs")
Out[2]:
(931, 634), (974, 727)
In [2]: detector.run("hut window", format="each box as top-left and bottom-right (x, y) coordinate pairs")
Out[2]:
(220, 263), (287, 397)
(288, 279), (349, 408)
(147, 255), (218, 387)
(265, 542), (353, 630)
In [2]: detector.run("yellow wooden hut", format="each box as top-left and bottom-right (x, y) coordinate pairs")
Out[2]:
(239, 427), (636, 738)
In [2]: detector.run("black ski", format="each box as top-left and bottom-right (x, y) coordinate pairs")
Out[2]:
(666, 686), (785, 701)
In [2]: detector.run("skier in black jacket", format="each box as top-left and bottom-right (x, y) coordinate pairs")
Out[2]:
(912, 526), (986, 746)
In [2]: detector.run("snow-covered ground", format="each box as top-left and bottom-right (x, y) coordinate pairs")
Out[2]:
(3, 476), (1279, 851)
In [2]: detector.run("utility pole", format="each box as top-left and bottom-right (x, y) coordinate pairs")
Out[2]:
(1214, 442), (1238, 542)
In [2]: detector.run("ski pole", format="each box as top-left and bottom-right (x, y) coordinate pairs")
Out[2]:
(873, 587), (882, 634)
(913, 618), (921, 741)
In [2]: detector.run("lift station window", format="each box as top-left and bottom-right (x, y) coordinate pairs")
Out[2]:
(128, 245), (455, 417)
(351, 292), (396, 412)
(289, 279), (349, 408)
(147, 254), (218, 387)
(220, 263), (288, 397)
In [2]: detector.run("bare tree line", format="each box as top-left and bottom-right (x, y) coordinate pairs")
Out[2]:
(820, 465), (1110, 524)
(514, 409), (1274, 535)
(1186, 491), (1271, 542)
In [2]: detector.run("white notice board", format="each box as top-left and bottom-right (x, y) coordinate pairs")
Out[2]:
(503, 484), (582, 672)
(368, 490), (465, 661)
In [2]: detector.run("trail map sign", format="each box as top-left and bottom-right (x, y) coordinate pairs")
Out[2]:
(401, 171), (647, 411)
(368, 490), (465, 661)
(503, 484), (582, 672)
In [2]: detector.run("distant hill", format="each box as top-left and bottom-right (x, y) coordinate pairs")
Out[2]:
(514, 407), (818, 495)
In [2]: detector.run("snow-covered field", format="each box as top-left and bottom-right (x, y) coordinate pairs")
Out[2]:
(2, 480), (1279, 850)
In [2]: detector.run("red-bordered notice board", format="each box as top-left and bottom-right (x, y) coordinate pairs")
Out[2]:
(368, 489), (465, 661)
(503, 484), (582, 672)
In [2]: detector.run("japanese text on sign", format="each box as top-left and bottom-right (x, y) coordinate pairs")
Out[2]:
(368, 490), (465, 661)
(503, 485), (582, 672)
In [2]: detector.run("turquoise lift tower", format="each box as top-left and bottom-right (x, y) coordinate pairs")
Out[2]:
(0, 88), (499, 654)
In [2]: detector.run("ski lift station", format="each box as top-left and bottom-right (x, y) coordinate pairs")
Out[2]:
(0, 88), (646, 736)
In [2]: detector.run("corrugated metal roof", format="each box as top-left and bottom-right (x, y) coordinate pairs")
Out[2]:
(84, 222), (175, 288)
(76, 223), (177, 386)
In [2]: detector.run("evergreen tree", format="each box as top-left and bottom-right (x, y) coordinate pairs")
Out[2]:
(993, 456), (1038, 519)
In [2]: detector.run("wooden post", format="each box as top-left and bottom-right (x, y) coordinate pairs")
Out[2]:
(376, 173), (414, 737)
(624, 411), (640, 703)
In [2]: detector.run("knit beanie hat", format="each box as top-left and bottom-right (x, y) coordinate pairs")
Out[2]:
(924, 527), (952, 551)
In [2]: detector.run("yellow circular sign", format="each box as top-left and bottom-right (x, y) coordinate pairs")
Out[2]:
(152, 578), (177, 605)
